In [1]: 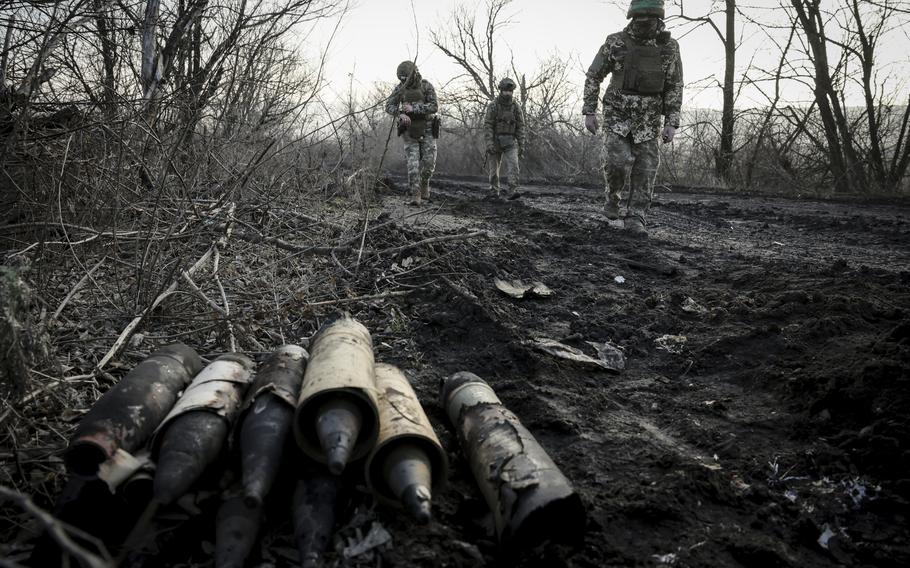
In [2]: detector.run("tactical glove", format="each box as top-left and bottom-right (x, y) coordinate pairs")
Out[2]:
(584, 114), (599, 134)
(661, 125), (676, 143)
(399, 114), (411, 127)
(401, 103), (415, 114)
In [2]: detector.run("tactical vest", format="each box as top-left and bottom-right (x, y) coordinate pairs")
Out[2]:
(608, 33), (666, 95)
(494, 102), (518, 136)
(402, 85), (434, 139)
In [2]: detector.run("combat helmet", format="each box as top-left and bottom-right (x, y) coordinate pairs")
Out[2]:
(498, 77), (517, 91)
(627, 0), (665, 18)
(396, 60), (417, 81)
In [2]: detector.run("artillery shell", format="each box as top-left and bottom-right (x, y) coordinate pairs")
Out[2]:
(292, 469), (341, 568)
(152, 354), (254, 505)
(153, 411), (229, 505)
(315, 397), (362, 475)
(295, 315), (379, 474)
(381, 443), (434, 524)
(215, 494), (262, 568)
(65, 343), (202, 476)
(366, 363), (447, 524)
(238, 345), (307, 507)
(440, 372), (585, 547)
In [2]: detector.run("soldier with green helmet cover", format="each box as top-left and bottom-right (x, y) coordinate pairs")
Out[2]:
(582, 0), (683, 237)
(385, 60), (440, 206)
(483, 77), (525, 198)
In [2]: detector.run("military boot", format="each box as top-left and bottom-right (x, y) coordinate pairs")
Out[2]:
(623, 216), (648, 237)
(604, 201), (621, 220)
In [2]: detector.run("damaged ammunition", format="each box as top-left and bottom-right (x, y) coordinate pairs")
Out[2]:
(293, 468), (341, 568)
(440, 372), (585, 547)
(65, 343), (203, 476)
(152, 354), (254, 505)
(237, 345), (308, 507)
(216, 494), (262, 568)
(294, 315), (379, 474)
(366, 363), (447, 524)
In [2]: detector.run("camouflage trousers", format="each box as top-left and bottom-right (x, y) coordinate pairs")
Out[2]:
(487, 146), (520, 194)
(602, 131), (660, 223)
(404, 133), (437, 200)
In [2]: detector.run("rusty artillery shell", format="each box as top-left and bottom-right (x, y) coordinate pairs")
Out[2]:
(152, 354), (254, 505)
(293, 469), (341, 568)
(366, 363), (447, 524)
(216, 494), (262, 568)
(294, 315), (379, 475)
(65, 343), (203, 476)
(237, 345), (308, 507)
(440, 372), (585, 547)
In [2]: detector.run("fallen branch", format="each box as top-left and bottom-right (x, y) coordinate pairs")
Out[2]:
(51, 257), (106, 323)
(374, 230), (489, 256)
(231, 227), (488, 258)
(0, 486), (112, 568)
(95, 245), (216, 371)
(298, 290), (413, 308)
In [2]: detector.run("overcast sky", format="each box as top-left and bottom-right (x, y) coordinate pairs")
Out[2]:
(303, 0), (910, 112)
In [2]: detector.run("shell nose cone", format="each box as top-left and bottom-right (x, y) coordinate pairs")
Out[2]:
(401, 484), (433, 524)
(316, 398), (362, 475)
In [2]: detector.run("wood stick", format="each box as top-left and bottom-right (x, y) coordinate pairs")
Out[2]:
(95, 245), (215, 371)
(0, 486), (112, 568)
(373, 230), (489, 256)
(301, 290), (413, 308)
(51, 257), (106, 323)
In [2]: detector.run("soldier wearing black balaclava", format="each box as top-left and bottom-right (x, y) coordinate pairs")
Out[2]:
(582, 0), (683, 237)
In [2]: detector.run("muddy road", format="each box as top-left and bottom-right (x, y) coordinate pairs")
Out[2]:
(368, 177), (910, 567)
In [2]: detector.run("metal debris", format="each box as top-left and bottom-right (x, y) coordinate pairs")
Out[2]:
(493, 278), (553, 299)
(342, 522), (392, 559)
(655, 334), (688, 354)
(527, 338), (625, 372)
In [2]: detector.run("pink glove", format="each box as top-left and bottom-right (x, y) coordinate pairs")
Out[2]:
(584, 114), (599, 134)
(661, 125), (676, 143)
(399, 114), (411, 127)
(401, 103), (414, 114)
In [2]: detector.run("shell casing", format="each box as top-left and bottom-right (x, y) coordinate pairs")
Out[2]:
(440, 371), (585, 547)
(366, 363), (447, 523)
(65, 343), (202, 476)
(294, 315), (379, 472)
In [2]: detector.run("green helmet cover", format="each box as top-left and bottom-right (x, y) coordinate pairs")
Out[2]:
(396, 60), (416, 80)
(627, 0), (665, 19)
(498, 77), (517, 91)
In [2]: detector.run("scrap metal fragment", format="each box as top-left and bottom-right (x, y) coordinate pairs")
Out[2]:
(528, 338), (624, 372)
(494, 278), (554, 299)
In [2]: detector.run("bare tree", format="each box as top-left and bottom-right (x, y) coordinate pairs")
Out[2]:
(672, 0), (740, 182)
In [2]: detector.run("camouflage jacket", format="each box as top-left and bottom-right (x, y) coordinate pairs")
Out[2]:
(483, 97), (525, 150)
(583, 25), (683, 143)
(385, 79), (438, 117)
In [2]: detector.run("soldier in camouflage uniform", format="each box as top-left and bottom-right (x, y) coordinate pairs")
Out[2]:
(484, 78), (525, 197)
(583, 0), (683, 236)
(386, 60), (439, 205)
